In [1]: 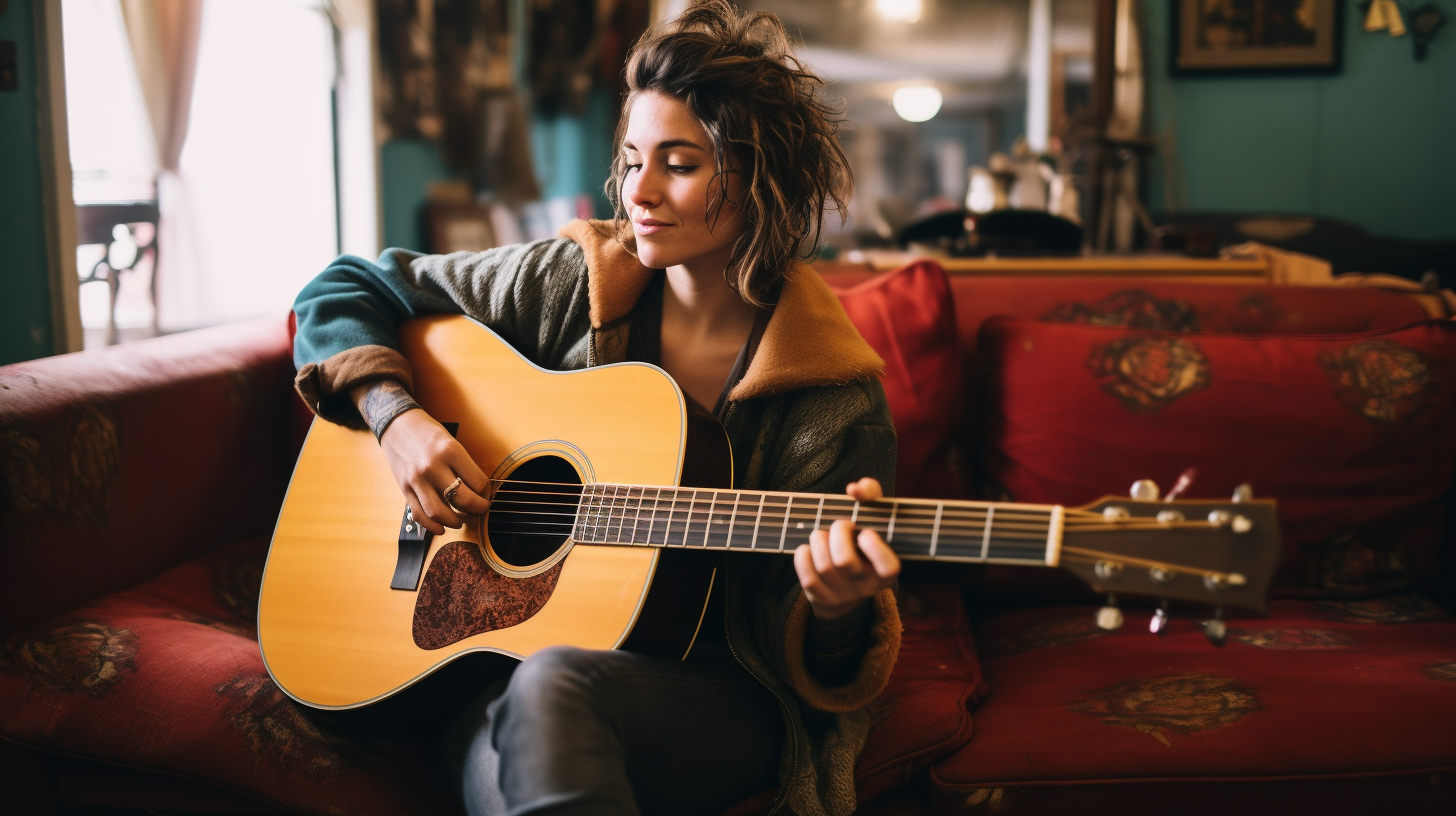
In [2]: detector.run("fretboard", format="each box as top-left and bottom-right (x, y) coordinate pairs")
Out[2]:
(570, 484), (1062, 566)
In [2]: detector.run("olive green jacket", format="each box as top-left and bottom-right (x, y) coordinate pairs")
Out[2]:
(292, 220), (902, 816)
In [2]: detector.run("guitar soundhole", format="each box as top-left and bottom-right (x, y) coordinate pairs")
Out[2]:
(487, 455), (583, 568)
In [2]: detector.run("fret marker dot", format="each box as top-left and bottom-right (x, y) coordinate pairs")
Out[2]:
(797, 522), (805, 529)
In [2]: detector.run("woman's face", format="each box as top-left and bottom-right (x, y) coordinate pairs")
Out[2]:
(620, 91), (744, 273)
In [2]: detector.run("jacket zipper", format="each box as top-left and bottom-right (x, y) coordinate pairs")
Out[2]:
(724, 576), (798, 816)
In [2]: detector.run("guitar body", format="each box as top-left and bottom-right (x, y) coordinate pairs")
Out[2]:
(260, 316), (727, 709)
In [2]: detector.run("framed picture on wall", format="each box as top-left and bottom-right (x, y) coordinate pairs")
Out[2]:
(1172, 0), (1343, 75)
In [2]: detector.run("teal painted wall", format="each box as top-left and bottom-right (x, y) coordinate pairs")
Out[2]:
(0, 0), (57, 366)
(1144, 1), (1456, 241)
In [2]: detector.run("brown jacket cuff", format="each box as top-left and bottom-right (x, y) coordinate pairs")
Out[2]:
(294, 345), (415, 430)
(782, 587), (902, 713)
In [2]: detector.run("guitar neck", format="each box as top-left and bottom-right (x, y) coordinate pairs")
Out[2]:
(563, 484), (1063, 567)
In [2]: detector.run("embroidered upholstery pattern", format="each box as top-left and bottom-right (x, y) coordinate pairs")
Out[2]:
(1422, 662), (1456, 682)
(0, 401), (121, 536)
(988, 614), (1108, 656)
(1086, 336), (1211, 414)
(1299, 532), (1419, 595)
(1316, 594), (1449, 624)
(1068, 674), (1262, 747)
(413, 541), (563, 649)
(1231, 628), (1356, 650)
(1043, 290), (1199, 331)
(215, 673), (383, 780)
(3, 621), (138, 698)
(1318, 341), (1434, 424)
(1231, 292), (1284, 331)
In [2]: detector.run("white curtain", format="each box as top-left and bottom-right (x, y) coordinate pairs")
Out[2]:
(119, 0), (204, 330)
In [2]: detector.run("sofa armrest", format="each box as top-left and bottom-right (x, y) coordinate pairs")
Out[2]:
(0, 318), (303, 633)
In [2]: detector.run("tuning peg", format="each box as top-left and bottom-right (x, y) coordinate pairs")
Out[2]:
(1150, 600), (1170, 636)
(1232, 483), (1253, 503)
(1130, 479), (1160, 501)
(1096, 594), (1124, 631)
(1203, 607), (1227, 647)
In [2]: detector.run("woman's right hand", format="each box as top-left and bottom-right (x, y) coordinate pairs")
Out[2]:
(353, 381), (490, 534)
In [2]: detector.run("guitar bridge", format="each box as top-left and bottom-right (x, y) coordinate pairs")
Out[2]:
(392, 505), (432, 591)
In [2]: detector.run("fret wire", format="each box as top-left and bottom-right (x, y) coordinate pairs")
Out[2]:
(726, 491), (740, 549)
(929, 503), (943, 558)
(751, 493), (765, 550)
(779, 496), (793, 551)
(813, 495), (825, 533)
(613, 484), (627, 542)
(702, 490), (717, 548)
(980, 505), (994, 560)
(628, 486), (642, 546)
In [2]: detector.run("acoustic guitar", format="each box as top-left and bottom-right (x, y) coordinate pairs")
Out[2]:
(259, 315), (1282, 710)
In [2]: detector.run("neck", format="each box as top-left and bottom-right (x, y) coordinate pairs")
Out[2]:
(568, 483), (1064, 567)
(663, 258), (759, 338)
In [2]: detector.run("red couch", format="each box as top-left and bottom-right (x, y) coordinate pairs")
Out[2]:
(2, 262), (1454, 815)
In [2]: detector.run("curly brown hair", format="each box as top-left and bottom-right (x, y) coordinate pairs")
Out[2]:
(606, 0), (852, 307)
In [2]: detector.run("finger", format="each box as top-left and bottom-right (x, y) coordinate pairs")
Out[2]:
(443, 449), (492, 514)
(809, 528), (836, 584)
(794, 545), (826, 599)
(828, 519), (866, 579)
(845, 477), (883, 503)
(416, 477), (465, 530)
(857, 528), (901, 582)
(405, 487), (446, 536)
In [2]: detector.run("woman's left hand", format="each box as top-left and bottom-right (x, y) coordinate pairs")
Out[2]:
(793, 477), (901, 621)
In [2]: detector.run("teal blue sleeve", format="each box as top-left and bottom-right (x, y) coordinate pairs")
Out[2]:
(291, 248), (458, 370)
(292, 239), (592, 372)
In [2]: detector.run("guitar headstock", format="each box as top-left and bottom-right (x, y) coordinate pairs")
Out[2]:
(1060, 492), (1282, 618)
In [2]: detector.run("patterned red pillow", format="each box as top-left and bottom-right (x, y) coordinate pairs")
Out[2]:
(833, 261), (967, 499)
(979, 317), (1456, 597)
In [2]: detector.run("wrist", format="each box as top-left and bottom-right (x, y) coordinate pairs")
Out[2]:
(353, 380), (422, 442)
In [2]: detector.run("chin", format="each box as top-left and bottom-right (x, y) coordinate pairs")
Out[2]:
(632, 238), (678, 270)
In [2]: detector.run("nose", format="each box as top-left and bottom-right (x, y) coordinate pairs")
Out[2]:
(624, 163), (661, 211)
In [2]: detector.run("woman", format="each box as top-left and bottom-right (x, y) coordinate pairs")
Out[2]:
(291, 3), (900, 814)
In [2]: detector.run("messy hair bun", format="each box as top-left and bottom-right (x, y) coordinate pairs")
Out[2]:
(607, 0), (852, 306)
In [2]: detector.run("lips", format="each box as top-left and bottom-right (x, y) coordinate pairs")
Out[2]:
(633, 217), (671, 236)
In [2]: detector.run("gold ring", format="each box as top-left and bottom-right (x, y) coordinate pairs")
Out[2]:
(442, 477), (466, 515)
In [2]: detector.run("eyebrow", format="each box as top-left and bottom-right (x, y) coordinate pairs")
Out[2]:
(621, 139), (709, 153)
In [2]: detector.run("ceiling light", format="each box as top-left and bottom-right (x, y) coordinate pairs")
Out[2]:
(892, 85), (942, 122)
(874, 0), (922, 24)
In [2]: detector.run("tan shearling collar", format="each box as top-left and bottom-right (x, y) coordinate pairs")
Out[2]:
(559, 219), (884, 401)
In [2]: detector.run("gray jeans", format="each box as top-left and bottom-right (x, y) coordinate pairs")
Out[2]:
(445, 645), (784, 816)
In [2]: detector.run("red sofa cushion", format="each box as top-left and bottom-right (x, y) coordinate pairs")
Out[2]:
(979, 317), (1456, 597)
(831, 261), (967, 499)
(0, 540), (459, 816)
(929, 599), (1456, 812)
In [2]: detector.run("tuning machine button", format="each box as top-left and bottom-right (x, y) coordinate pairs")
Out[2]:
(1149, 566), (1173, 583)
(1207, 509), (1231, 527)
(1094, 560), (1124, 580)
(1156, 509), (1185, 524)
(1150, 600), (1170, 636)
(1130, 479), (1160, 501)
(1231, 515), (1253, 534)
(1203, 607), (1228, 647)
(1103, 506), (1131, 521)
(1096, 594), (1125, 631)
(1203, 573), (1226, 591)
(1232, 483), (1253, 503)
